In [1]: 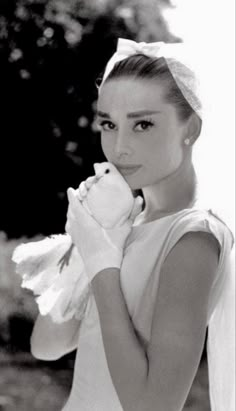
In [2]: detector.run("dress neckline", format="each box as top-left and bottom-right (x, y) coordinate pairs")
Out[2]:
(132, 207), (196, 230)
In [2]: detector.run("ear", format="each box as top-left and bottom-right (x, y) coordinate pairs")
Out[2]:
(185, 113), (202, 145)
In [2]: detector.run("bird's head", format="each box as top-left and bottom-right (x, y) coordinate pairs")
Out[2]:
(93, 162), (118, 179)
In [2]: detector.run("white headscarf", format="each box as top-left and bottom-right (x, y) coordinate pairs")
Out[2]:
(100, 38), (203, 118)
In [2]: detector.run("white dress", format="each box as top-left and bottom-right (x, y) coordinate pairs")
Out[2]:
(62, 208), (234, 411)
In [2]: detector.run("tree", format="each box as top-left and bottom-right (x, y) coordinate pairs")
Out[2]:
(0, 0), (174, 237)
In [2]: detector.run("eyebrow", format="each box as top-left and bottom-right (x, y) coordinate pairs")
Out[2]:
(96, 110), (161, 119)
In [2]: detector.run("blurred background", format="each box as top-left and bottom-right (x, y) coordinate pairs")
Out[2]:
(0, 0), (234, 410)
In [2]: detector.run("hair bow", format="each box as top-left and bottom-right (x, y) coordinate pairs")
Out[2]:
(101, 38), (164, 86)
(100, 38), (202, 118)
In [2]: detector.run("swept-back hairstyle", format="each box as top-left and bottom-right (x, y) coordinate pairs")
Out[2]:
(99, 54), (201, 122)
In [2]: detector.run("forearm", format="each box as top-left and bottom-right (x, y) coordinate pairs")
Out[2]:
(31, 313), (80, 360)
(91, 268), (149, 410)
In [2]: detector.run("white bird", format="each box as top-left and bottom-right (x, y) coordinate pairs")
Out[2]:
(79, 162), (135, 228)
(12, 162), (140, 323)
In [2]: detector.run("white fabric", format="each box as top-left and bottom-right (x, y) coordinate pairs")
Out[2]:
(100, 38), (202, 118)
(62, 208), (234, 411)
(207, 246), (235, 411)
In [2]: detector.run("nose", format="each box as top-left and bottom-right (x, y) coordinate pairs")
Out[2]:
(114, 129), (133, 159)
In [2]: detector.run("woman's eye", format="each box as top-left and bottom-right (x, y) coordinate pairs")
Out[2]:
(134, 120), (154, 131)
(98, 121), (116, 131)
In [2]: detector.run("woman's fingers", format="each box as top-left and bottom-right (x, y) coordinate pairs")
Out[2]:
(67, 188), (78, 205)
(75, 188), (83, 201)
(85, 176), (97, 189)
(78, 181), (87, 198)
(67, 187), (98, 229)
(70, 176), (96, 203)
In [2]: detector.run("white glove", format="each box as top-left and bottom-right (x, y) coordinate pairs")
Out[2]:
(77, 162), (135, 228)
(66, 187), (143, 282)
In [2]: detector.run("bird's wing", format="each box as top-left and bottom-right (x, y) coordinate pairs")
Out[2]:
(12, 234), (72, 279)
(12, 234), (91, 324)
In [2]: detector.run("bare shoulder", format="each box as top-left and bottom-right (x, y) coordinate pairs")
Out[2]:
(175, 230), (221, 256)
(163, 230), (220, 286)
(162, 231), (220, 295)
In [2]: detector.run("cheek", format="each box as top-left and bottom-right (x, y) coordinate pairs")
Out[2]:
(101, 135), (112, 158)
(144, 133), (183, 173)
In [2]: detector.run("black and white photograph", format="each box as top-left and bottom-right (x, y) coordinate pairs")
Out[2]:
(0, 0), (235, 410)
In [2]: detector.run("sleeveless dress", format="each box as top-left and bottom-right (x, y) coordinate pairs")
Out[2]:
(62, 208), (234, 411)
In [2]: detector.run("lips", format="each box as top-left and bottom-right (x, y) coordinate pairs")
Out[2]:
(115, 164), (142, 176)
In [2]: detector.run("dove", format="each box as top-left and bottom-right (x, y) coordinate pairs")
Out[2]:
(78, 162), (135, 228)
(12, 162), (140, 323)
(55, 161), (136, 273)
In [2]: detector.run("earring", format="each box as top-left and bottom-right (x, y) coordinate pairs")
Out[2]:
(184, 138), (190, 145)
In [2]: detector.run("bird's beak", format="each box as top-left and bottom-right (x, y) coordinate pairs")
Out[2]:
(93, 163), (104, 180)
(95, 172), (104, 180)
(93, 163), (99, 173)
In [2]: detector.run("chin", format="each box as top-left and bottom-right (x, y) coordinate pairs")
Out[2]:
(122, 177), (143, 191)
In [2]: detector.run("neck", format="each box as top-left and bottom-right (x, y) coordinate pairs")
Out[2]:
(141, 153), (197, 221)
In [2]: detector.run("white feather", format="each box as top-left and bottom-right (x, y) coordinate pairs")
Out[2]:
(12, 234), (72, 278)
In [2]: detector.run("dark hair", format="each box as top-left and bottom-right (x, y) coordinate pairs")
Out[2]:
(100, 54), (201, 122)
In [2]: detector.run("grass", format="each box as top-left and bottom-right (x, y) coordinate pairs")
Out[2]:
(0, 350), (73, 411)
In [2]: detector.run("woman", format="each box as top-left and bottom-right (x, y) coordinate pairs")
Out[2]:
(30, 39), (234, 410)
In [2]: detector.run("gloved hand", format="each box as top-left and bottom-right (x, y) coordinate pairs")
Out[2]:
(66, 188), (143, 282)
(78, 162), (135, 229)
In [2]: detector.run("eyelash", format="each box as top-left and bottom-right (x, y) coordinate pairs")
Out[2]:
(97, 121), (116, 131)
(97, 119), (155, 132)
(135, 119), (155, 131)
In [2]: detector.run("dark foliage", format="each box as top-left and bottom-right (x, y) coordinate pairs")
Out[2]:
(0, 1), (134, 237)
